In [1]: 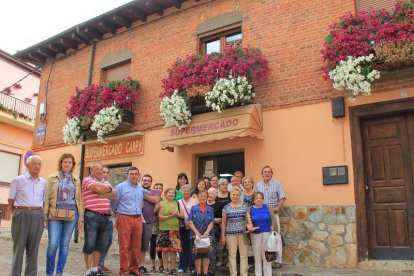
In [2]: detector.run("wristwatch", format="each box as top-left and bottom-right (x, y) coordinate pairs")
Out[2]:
(107, 186), (113, 194)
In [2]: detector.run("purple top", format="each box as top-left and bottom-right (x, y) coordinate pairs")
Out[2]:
(142, 189), (160, 223)
(9, 173), (46, 207)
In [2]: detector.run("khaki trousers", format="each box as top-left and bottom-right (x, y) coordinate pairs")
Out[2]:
(226, 234), (248, 276)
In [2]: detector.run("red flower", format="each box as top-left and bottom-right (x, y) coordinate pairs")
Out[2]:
(321, 0), (414, 79)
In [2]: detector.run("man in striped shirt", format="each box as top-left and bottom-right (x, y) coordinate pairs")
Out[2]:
(82, 162), (117, 276)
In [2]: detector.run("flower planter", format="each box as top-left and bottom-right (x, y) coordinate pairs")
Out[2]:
(190, 100), (254, 115)
(374, 65), (414, 83)
(81, 110), (134, 141)
(190, 104), (211, 115)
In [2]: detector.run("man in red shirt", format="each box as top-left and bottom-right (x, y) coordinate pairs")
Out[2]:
(82, 162), (117, 276)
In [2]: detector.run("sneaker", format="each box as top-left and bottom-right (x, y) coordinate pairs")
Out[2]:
(98, 265), (111, 273)
(139, 267), (149, 274)
(191, 270), (197, 275)
(177, 269), (184, 273)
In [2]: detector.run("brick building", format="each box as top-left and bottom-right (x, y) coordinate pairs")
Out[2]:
(15, 0), (414, 268)
(0, 49), (39, 225)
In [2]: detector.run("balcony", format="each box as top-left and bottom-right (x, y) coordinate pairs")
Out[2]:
(0, 93), (36, 131)
(0, 93), (36, 121)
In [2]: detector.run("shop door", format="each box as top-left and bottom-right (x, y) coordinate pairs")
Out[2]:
(198, 152), (244, 182)
(362, 113), (414, 259)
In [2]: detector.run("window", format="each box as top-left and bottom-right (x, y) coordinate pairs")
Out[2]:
(107, 163), (132, 186)
(200, 27), (242, 55)
(0, 151), (21, 185)
(356, 0), (395, 11)
(102, 62), (131, 83)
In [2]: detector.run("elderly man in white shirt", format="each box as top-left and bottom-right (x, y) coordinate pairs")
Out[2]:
(8, 155), (46, 276)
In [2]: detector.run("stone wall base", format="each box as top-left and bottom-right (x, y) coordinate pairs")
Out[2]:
(279, 205), (356, 268)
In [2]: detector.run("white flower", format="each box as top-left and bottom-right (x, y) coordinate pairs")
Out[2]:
(160, 90), (192, 128)
(205, 75), (254, 113)
(329, 55), (381, 100)
(62, 117), (81, 144)
(90, 105), (122, 142)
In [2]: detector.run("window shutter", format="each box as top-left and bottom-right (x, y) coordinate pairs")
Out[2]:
(356, 0), (395, 11)
(104, 62), (131, 82)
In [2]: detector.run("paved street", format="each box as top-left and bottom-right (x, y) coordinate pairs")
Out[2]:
(0, 227), (412, 276)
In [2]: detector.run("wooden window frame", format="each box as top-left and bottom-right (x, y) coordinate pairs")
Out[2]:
(198, 24), (242, 55)
(100, 60), (131, 84)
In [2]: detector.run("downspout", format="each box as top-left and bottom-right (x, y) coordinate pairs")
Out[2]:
(74, 27), (96, 243)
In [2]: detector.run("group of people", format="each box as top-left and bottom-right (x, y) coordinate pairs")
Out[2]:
(8, 153), (286, 276)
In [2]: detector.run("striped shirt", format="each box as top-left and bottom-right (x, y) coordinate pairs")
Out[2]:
(82, 176), (111, 214)
(255, 179), (286, 208)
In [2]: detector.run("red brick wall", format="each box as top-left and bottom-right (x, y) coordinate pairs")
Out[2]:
(32, 0), (414, 151)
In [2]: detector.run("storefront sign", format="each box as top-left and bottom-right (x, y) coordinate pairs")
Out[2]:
(160, 104), (263, 149)
(85, 137), (144, 162)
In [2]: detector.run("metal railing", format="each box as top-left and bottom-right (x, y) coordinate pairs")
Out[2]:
(0, 93), (36, 121)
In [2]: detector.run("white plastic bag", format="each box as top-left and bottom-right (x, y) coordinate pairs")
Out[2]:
(265, 231), (282, 252)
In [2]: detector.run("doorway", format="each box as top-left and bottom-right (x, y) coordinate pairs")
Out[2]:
(197, 151), (244, 184)
(350, 98), (414, 261)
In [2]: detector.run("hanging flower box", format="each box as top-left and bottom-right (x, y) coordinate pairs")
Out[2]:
(321, 0), (414, 100)
(81, 109), (135, 141)
(63, 78), (140, 144)
(159, 45), (270, 129)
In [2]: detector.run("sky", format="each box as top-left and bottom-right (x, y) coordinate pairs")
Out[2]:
(1, 0), (132, 55)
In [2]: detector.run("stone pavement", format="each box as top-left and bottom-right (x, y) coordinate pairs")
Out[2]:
(0, 227), (412, 276)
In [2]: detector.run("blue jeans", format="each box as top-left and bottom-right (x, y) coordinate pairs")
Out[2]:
(83, 210), (113, 254)
(179, 229), (195, 272)
(99, 217), (114, 266)
(46, 211), (78, 274)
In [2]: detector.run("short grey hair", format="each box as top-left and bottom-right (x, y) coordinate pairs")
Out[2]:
(90, 162), (102, 169)
(27, 155), (42, 165)
(180, 184), (192, 192)
(219, 178), (228, 185)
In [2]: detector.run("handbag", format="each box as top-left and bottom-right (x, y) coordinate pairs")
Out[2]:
(193, 236), (212, 254)
(265, 250), (277, 262)
(177, 200), (186, 230)
(48, 207), (75, 221)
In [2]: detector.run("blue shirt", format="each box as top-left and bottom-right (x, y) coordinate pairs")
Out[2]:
(111, 180), (146, 215)
(222, 203), (247, 235)
(57, 172), (76, 210)
(250, 205), (272, 234)
(188, 204), (215, 238)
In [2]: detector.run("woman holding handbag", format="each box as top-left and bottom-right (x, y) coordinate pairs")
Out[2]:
(246, 191), (278, 276)
(43, 153), (84, 276)
(188, 190), (214, 276)
(177, 184), (198, 273)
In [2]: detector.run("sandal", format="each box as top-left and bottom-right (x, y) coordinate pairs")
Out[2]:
(150, 266), (157, 273)
(159, 266), (165, 273)
(163, 268), (171, 275)
(170, 269), (178, 275)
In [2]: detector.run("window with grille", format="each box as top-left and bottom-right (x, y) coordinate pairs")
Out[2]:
(102, 62), (131, 83)
(199, 27), (242, 55)
(356, 0), (395, 11)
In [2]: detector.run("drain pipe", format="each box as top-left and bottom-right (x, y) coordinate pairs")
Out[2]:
(74, 27), (96, 243)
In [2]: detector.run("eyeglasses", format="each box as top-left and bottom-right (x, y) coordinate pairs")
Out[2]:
(142, 179), (152, 182)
